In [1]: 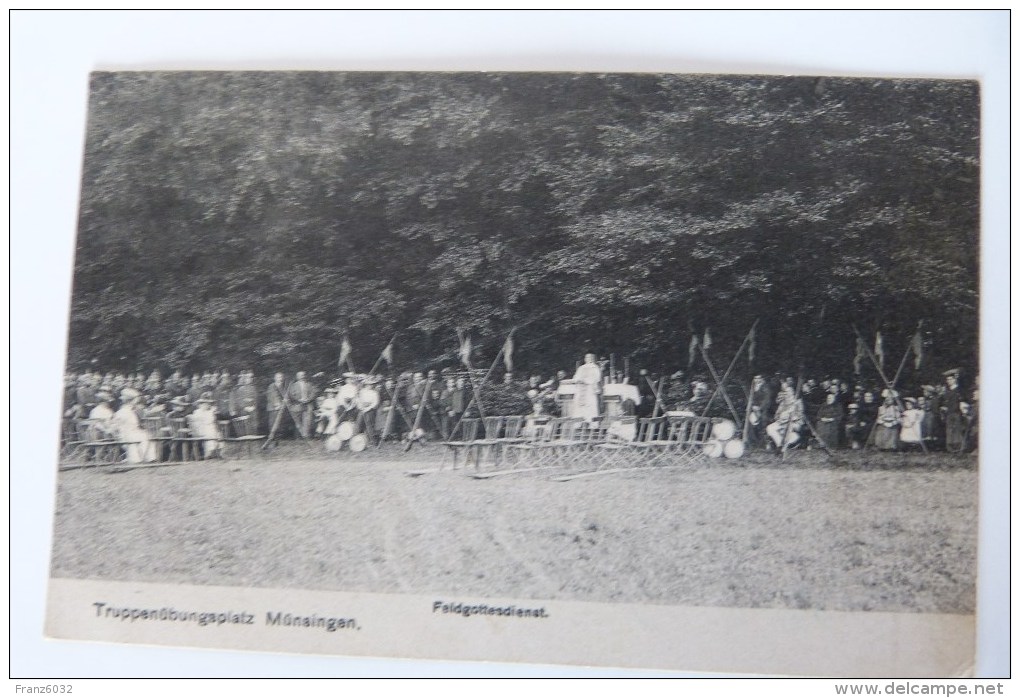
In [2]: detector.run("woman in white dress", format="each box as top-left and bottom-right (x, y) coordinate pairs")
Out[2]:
(88, 390), (116, 437)
(188, 392), (222, 459)
(113, 388), (155, 463)
(317, 386), (340, 436)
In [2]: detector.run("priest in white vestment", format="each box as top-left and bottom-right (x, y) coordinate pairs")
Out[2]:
(572, 353), (603, 421)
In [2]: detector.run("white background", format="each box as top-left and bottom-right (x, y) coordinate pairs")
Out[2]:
(9, 9), (1010, 681)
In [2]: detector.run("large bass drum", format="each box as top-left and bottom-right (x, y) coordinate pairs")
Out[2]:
(337, 421), (356, 442)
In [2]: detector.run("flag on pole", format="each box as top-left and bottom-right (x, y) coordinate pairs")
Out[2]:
(503, 333), (514, 373)
(874, 331), (885, 369)
(911, 330), (924, 370)
(703, 328), (712, 351)
(748, 325), (756, 364)
(688, 335), (699, 368)
(853, 337), (866, 375)
(381, 342), (394, 366)
(338, 336), (352, 368)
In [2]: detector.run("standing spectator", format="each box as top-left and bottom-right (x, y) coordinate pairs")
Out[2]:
(874, 391), (902, 451)
(214, 373), (234, 436)
(287, 371), (317, 438)
(266, 372), (288, 442)
(938, 368), (965, 452)
(113, 388), (155, 463)
(88, 389), (116, 437)
(188, 392), (222, 459)
(899, 397), (924, 450)
(746, 374), (775, 448)
(858, 391), (879, 445)
(814, 392), (844, 449)
(572, 353), (603, 421)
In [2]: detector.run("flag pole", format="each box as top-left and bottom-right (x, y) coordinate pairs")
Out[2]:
(698, 320), (758, 424)
(890, 320), (923, 389)
(366, 332), (400, 378)
(647, 376), (666, 417)
(852, 324), (927, 454)
(448, 329), (515, 440)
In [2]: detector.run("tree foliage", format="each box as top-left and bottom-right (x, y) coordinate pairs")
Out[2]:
(68, 72), (979, 381)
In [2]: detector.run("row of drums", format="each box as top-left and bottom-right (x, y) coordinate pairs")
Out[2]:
(322, 382), (380, 453)
(703, 419), (746, 459)
(325, 421), (369, 452)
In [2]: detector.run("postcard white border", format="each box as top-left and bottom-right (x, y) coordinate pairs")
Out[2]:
(11, 10), (1010, 678)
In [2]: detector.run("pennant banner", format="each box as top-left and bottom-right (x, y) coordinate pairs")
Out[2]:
(688, 335), (699, 368)
(703, 328), (712, 351)
(503, 333), (514, 373)
(911, 331), (924, 370)
(338, 336), (352, 368)
(381, 342), (394, 366)
(853, 337), (866, 375)
(748, 326), (756, 365)
(459, 332), (473, 368)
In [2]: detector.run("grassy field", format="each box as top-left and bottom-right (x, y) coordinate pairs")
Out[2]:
(49, 443), (978, 614)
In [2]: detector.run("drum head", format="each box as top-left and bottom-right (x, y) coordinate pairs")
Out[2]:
(349, 434), (368, 452)
(703, 439), (724, 458)
(712, 419), (736, 441)
(337, 421), (356, 441)
(325, 434), (343, 452)
(356, 387), (380, 411)
(723, 439), (746, 459)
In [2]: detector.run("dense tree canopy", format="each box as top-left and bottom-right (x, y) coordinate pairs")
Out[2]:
(68, 72), (979, 384)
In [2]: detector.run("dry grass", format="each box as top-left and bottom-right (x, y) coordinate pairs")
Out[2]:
(50, 443), (978, 613)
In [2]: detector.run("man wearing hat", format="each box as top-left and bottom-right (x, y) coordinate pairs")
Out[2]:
(938, 368), (965, 451)
(231, 371), (259, 427)
(88, 388), (116, 438)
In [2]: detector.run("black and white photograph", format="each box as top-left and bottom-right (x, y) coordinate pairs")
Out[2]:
(13, 10), (1008, 681)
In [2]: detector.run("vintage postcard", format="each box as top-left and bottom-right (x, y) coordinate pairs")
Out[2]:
(46, 71), (981, 676)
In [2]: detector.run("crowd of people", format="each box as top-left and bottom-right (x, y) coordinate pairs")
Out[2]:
(737, 368), (978, 453)
(62, 356), (978, 462)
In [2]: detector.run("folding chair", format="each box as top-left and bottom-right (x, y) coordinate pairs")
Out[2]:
(625, 417), (671, 466)
(662, 415), (714, 466)
(468, 416), (506, 468)
(60, 418), (88, 464)
(168, 416), (203, 462)
(591, 416), (638, 469)
(78, 419), (137, 468)
(227, 414), (267, 457)
(505, 417), (557, 468)
(140, 415), (173, 463)
(490, 415), (525, 465)
(441, 418), (481, 470)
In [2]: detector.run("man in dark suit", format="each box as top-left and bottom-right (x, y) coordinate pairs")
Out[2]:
(746, 374), (775, 448)
(266, 372), (289, 442)
(287, 371), (316, 438)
